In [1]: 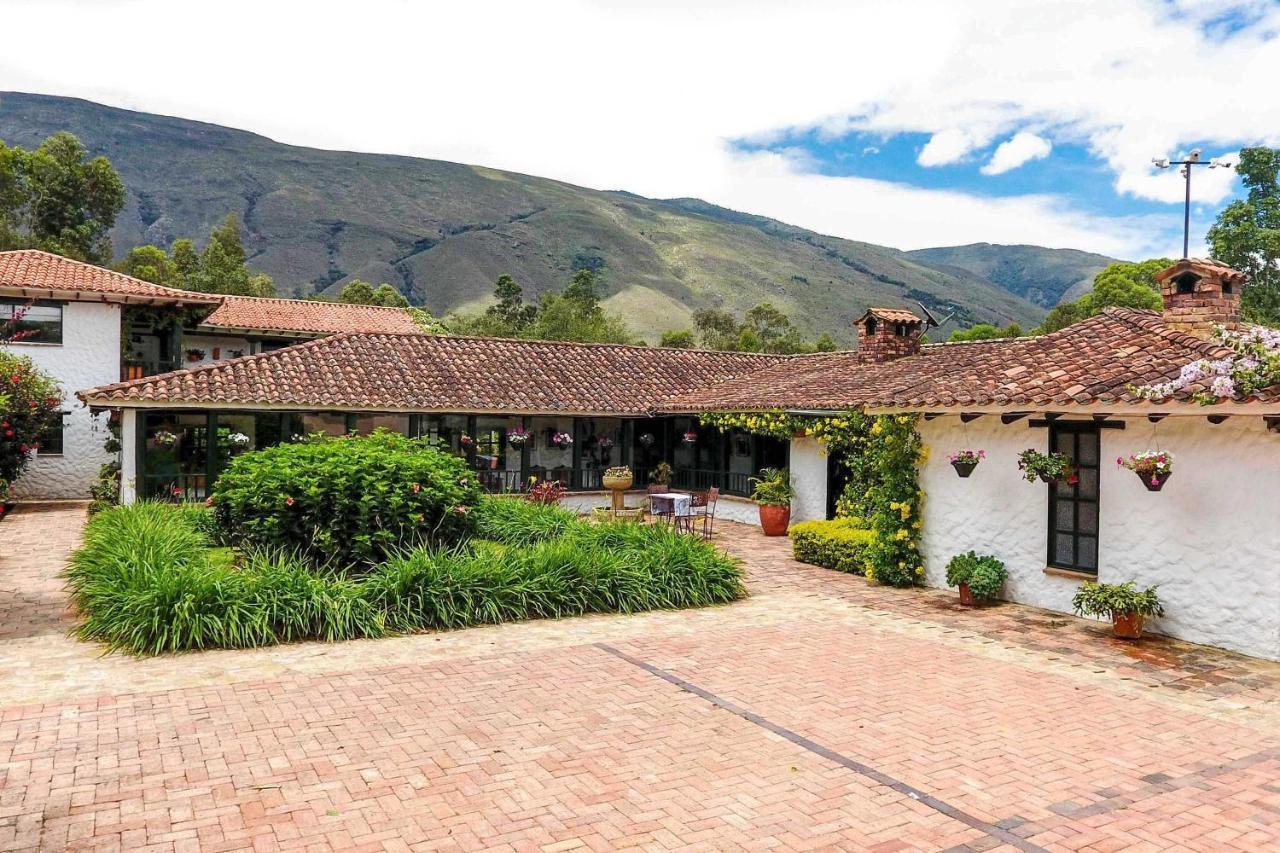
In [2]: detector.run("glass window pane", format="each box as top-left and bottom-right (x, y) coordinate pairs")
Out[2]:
(1077, 468), (1098, 497)
(1055, 501), (1075, 531)
(1054, 534), (1075, 565)
(1, 299), (63, 343)
(1077, 432), (1099, 465)
(1077, 537), (1098, 571)
(1054, 431), (1074, 456)
(1078, 502), (1098, 534)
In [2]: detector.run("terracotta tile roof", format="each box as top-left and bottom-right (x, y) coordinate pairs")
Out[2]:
(859, 307), (923, 324)
(200, 295), (422, 336)
(79, 333), (786, 415)
(667, 308), (1280, 411)
(0, 250), (219, 304)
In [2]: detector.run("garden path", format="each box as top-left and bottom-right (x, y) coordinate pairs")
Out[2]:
(1, 503), (1279, 851)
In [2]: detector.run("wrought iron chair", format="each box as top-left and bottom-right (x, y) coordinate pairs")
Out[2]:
(691, 487), (719, 539)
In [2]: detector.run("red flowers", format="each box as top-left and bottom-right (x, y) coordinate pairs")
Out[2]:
(453, 505), (469, 515)
(205, 496), (215, 507)
(285, 496), (295, 507)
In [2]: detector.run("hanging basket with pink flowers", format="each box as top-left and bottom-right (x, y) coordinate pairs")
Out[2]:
(1118, 450), (1174, 492)
(948, 448), (985, 478)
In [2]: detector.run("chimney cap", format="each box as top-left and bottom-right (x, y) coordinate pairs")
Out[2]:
(1154, 257), (1248, 287)
(856, 307), (924, 325)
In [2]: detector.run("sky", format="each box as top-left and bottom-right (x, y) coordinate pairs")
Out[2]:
(2, 0), (1278, 259)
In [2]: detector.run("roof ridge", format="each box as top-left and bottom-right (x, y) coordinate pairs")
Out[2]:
(341, 330), (795, 359)
(217, 293), (414, 313)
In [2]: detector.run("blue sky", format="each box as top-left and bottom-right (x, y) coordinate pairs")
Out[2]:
(2, 0), (1277, 259)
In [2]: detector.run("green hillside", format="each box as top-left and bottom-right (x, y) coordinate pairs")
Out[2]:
(0, 91), (1053, 343)
(904, 243), (1119, 308)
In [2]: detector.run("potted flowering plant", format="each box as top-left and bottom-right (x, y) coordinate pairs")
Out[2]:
(1118, 450), (1173, 491)
(505, 426), (530, 446)
(185, 348), (206, 363)
(1072, 581), (1163, 639)
(647, 461), (673, 494)
(602, 465), (634, 492)
(1017, 448), (1077, 484)
(152, 430), (179, 447)
(596, 435), (615, 450)
(551, 431), (573, 447)
(749, 467), (793, 536)
(681, 430), (698, 444)
(948, 449), (985, 478)
(459, 433), (474, 447)
(945, 551), (1008, 606)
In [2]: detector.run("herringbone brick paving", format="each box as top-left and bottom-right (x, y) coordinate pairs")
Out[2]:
(1, 503), (1277, 851)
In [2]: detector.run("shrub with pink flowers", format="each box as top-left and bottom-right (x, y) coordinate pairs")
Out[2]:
(1132, 324), (1280, 404)
(0, 351), (63, 492)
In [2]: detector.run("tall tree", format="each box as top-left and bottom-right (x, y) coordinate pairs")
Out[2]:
(116, 245), (176, 285)
(1207, 147), (1280, 324)
(528, 269), (633, 343)
(0, 132), (125, 264)
(337, 279), (377, 305)
(1035, 259), (1169, 333)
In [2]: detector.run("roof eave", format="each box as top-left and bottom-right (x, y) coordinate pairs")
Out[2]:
(0, 285), (220, 306)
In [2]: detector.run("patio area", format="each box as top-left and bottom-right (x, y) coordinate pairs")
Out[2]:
(2, 503), (1279, 851)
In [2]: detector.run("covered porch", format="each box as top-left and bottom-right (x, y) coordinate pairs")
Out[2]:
(118, 408), (789, 505)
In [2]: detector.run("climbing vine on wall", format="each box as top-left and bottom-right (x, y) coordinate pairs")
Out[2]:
(699, 410), (924, 587)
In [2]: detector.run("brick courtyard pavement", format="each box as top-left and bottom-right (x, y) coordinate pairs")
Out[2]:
(2, 502), (1279, 851)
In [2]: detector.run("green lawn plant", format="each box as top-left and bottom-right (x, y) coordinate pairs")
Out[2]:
(788, 518), (875, 573)
(64, 498), (745, 656)
(944, 551), (1008, 601)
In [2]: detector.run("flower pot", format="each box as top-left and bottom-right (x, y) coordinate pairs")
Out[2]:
(952, 461), (978, 478)
(758, 503), (791, 536)
(1112, 612), (1145, 639)
(602, 473), (634, 492)
(957, 582), (977, 607)
(1139, 471), (1171, 492)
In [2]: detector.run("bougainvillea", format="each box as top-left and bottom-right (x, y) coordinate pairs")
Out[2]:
(0, 351), (63, 493)
(699, 409), (924, 587)
(1131, 324), (1280, 403)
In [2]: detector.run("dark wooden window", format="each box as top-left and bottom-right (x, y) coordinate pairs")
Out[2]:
(1, 298), (63, 343)
(1048, 422), (1100, 573)
(37, 413), (66, 456)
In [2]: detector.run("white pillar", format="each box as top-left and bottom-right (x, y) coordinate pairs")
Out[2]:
(120, 409), (139, 505)
(788, 434), (828, 522)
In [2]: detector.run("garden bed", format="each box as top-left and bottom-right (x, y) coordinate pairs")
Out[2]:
(64, 497), (746, 656)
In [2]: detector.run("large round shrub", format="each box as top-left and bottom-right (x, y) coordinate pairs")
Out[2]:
(211, 429), (481, 567)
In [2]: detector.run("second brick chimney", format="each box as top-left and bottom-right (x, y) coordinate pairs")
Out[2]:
(855, 307), (924, 364)
(1155, 258), (1247, 337)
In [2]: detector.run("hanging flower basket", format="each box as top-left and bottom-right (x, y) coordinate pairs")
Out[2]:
(638, 432), (656, 447)
(460, 433), (474, 447)
(505, 427), (530, 446)
(1017, 449), (1076, 484)
(551, 431), (573, 447)
(681, 430), (698, 444)
(596, 435), (615, 450)
(1118, 451), (1173, 492)
(153, 430), (178, 447)
(948, 449), (985, 478)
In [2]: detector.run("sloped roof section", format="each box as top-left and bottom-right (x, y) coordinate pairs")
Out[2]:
(668, 308), (1280, 411)
(858, 307), (923, 324)
(0, 250), (219, 304)
(79, 333), (786, 414)
(201, 295), (422, 335)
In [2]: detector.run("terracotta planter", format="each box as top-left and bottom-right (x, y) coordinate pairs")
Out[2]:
(758, 503), (791, 536)
(957, 582), (976, 607)
(1112, 612), (1145, 639)
(952, 461), (978, 478)
(1137, 471), (1171, 492)
(602, 474), (634, 492)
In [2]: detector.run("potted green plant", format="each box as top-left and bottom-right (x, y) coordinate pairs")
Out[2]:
(1117, 450), (1173, 491)
(945, 551), (1008, 606)
(1072, 581), (1163, 639)
(948, 448), (985, 478)
(647, 462), (673, 495)
(749, 466), (793, 536)
(1017, 448), (1077, 484)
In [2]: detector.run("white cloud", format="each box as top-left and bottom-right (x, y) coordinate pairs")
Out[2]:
(981, 132), (1052, 175)
(861, 146), (880, 155)
(0, 0), (1275, 260)
(918, 129), (983, 167)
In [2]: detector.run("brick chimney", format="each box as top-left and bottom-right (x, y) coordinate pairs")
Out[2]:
(1155, 258), (1247, 337)
(855, 308), (924, 364)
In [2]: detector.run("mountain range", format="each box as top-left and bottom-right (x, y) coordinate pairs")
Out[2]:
(0, 92), (1119, 343)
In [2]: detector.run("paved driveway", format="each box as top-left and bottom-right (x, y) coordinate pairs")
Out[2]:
(1, 503), (1278, 852)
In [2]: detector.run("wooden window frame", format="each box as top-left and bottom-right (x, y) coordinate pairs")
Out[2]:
(1047, 421), (1101, 574)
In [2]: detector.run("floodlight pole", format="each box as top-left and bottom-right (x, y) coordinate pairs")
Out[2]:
(1155, 153), (1230, 260)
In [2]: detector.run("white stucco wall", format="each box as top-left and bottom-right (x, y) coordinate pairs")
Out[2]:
(918, 414), (1280, 661)
(788, 435), (828, 523)
(4, 302), (120, 500)
(180, 333), (255, 366)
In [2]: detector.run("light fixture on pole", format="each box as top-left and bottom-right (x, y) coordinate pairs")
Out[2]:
(1152, 149), (1233, 259)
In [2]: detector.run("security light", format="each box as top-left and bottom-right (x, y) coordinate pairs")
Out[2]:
(1152, 157), (1170, 169)
(1187, 149), (1202, 162)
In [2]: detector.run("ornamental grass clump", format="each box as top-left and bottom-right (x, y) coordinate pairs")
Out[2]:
(211, 429), (481, 568)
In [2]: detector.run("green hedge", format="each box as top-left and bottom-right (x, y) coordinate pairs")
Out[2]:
(211, 430), (481, 568)
(788, 518), (875, 574)
(64, 500), (745, 655)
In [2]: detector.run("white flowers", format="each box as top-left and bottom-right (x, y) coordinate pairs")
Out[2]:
(1131, 324), (1280, 404)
